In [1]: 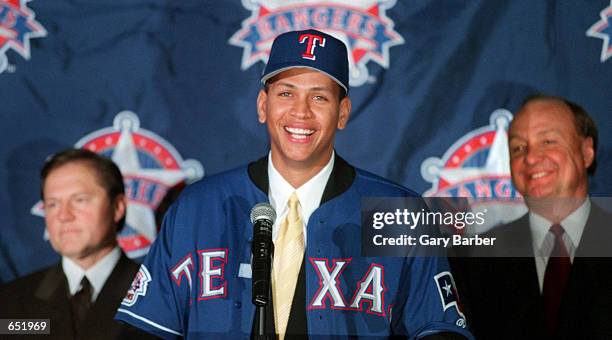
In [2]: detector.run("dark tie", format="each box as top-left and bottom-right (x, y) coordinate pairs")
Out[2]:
(70, 276), (92, 335)
(542, 224), (571, 335)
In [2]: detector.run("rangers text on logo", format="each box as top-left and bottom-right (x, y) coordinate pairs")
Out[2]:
(230, 0), (404, 87)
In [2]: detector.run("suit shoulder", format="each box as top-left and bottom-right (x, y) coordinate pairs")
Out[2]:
(0, 265), (58, 315)
(354, 168), (420, 197)
(114, 253), (141, 278)
(484, 214), (529, 238)
(589, 200), (612, 222)
(0, 265), (56, 294)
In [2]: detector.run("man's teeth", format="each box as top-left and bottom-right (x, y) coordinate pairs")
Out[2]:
(285, 127), (314, 136)
(531, 172), (547, 179)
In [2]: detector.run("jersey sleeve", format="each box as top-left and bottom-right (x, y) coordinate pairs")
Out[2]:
(398, 255), (475, 339)
(115, 203), (188, 340)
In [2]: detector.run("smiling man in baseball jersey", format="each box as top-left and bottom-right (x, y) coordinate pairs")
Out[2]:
(115, 29), (472, 339)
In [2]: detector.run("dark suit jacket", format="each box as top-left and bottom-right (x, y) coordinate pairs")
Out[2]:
(0, 252), (158, 340)
(451, 204), (612, 339)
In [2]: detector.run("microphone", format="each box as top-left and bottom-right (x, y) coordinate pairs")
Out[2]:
(250, 203), (276, 307)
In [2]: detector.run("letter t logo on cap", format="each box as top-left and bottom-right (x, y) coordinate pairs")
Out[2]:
(299, 33), (326, 60)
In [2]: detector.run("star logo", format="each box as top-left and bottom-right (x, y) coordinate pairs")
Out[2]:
(31, 111), (204, 258)
(586, 1), (612, 62)
(442, 281), (453, 297)
(229, 0), (404, 87)
(434, 271), (465, 320)
(420, 109), (527, 231)
(0, 0), (47, 73)
(122, 265), (152, 306)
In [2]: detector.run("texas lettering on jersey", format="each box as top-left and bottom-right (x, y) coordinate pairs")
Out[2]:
(168, 251), (386, 316)
(115, 164), (471, 338)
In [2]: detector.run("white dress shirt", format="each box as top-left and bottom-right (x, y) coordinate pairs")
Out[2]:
(62, 246), (122, 302)
(268, 151), (335, 246)
(530, 199), (590, 291)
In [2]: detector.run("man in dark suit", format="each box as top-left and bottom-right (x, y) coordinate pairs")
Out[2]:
(452, 95), (612, 339)
(0, 149), (156, 340)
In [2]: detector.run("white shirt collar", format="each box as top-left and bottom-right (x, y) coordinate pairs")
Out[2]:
(530, 198), (591, 254)
(268, 151), (335, 243)
(62, 246), (122, 302)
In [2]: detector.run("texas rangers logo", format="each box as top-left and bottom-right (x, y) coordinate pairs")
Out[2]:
(31, 111), (204, 258)
(229, 0), (404, 87)
(586, 1), (612, 62)
(299, 32), (325, 60)
(0, 0), (46, 74)
(420, 109), (526, 231)
(122, 265), (152, 307)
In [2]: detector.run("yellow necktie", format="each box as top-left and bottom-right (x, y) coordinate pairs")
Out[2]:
(272, 192), (305, 339)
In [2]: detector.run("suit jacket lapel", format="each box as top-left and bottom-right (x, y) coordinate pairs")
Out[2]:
(35, 263), (67, 301)
(492, 214), (535, 257)
(483, 216), (545, 334)
(82, 253), (138, 338)
(575, 203), (612, 257)
(34, 264), (75, 339)
(557, 203), (612, 337)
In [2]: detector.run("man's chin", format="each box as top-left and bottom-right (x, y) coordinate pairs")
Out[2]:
(58, 246), (86, 259)
(525, 185), (555, 198)
(277, 149), (317, 165)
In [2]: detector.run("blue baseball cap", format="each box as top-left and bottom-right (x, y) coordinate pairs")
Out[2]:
(261, 29), (349, 94)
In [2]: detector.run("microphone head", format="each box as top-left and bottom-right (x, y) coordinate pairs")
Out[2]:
(250, 203), (276, 224)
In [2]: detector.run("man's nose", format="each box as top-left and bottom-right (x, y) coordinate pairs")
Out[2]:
(525, 145), (544, 165)
(290, 96), (314, 119)
(58, 202), (75, 222)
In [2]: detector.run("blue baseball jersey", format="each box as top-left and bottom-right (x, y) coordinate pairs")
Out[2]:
(115, 162), (472, 339)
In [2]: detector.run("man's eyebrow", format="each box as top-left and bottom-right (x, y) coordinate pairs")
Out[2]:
(274, 82), (334, 93)
(508, 134), (524, 141)
(309, 86), (333, 92)
(535, 128), (561, 136)
(509, 128), (561, 140)
(275, 82), (296, 89)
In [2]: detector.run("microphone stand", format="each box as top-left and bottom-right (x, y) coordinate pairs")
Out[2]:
(254, 305), (268, 340)
(252, 278), (273, 339)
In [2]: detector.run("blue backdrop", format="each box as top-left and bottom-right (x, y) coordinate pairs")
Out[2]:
(1, 0), (611, 283)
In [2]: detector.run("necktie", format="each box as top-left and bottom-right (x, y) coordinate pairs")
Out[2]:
(542, 224), (571, 335)
(272, 192), (305, 339)
(70, 276), (92, 334)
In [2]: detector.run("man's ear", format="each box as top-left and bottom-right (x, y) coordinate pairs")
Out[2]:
(582, 136), (595, 170)
(113, 194), (127, 224)
(257, 89), (268, 124)
(337, 97), (351, 129)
